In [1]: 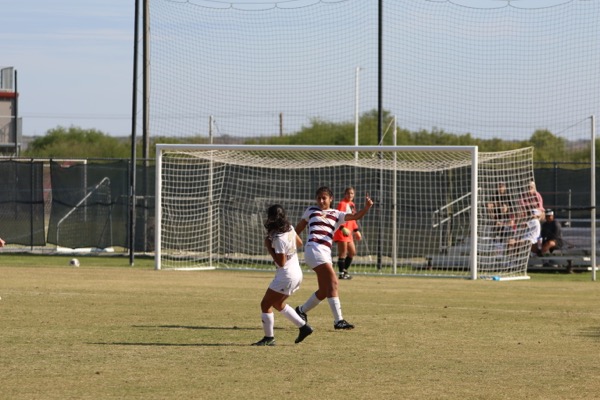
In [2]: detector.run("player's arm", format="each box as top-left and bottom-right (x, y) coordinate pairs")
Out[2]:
(295, 219), (308, 235)
(264, 237), (285, 267)
(335, 201), (351, 236)
(345, 194), (373, 222)
(0, 237), (5, 247)
(295, 232), (303, 248)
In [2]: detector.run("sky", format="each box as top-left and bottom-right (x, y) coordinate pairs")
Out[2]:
(1, 0), (595, 139)
(2, 1), (136, 137)
(2, 0), (296, 138)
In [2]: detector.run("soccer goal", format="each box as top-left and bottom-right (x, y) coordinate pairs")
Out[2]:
(155, 144), (534, 280)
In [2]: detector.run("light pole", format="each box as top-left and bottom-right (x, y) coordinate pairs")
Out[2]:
(355, 66), (362, 161)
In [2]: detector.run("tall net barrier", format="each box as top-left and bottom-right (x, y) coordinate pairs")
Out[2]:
(149, 0), (600, 143)
(156, 144), (535, 279)
(149, 0), (377, 142)
(149, 0), (598, 275)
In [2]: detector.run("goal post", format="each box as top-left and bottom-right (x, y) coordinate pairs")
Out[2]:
(155, 144), (534, 280)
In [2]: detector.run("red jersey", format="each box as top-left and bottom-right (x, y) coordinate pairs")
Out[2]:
(333, 199), (358, 242)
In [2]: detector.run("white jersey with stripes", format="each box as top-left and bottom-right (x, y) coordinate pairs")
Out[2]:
(301, 206), (348, 251)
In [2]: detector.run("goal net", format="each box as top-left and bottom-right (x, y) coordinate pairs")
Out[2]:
(156, 144), (534, 280)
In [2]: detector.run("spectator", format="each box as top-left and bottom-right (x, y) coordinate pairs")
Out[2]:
(508, 209), (542, 255)
(540, 209), (563, 255)
(486, 182), (516, 240)
(520, 180), (544, 217)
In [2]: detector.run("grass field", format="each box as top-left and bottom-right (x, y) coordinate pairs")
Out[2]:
(1, 254), (599, 399)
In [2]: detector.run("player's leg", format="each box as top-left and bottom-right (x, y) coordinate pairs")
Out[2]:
(295, 247), (352, 328)
(315, 263), (354, 329)
(313, 262), (338, 298)
(296, 261), (336, 318)
(295, 245), (327, 318)
(277, 301), (313, 343)
(337, 241), (348, 278)
(265, 263), (314, 343)
(342, 240), (356, 279)
(253, 288), (279, 346)
(257, 288), (312, 344)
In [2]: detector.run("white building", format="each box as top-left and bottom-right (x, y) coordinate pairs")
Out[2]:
(0, 67), (22, 155)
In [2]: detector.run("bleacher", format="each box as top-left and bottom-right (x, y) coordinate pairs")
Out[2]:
(426, 226), (598, 274)
(526, 226), (597, 273)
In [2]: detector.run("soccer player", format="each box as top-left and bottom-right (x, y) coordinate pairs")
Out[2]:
(252, 204), (313, 346)
(294, 186), (373, 330)
(333, 186), (362, 280)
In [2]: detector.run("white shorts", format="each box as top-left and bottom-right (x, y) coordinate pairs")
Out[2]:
(268, 257), (303, 296)
(303, 244), (333, 269)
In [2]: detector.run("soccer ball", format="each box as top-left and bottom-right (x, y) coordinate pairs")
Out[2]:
(69, 258), (80, 267)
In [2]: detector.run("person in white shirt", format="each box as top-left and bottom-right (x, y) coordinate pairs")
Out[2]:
(509, 209), (541, 255)
(294, 186), (373, 331)
(252, 204), (313, 346)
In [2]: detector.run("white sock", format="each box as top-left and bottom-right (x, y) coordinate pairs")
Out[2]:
(327, 297), (343, 323)
(279, 304), (305, 328)
(301, 292), (322, 313)
(261, 312), (274, 337)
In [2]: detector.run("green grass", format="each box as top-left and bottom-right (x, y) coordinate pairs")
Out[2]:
(1, 254), (599, 399)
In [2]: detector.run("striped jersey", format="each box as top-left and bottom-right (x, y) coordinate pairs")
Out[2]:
(301, 206), (348, 249)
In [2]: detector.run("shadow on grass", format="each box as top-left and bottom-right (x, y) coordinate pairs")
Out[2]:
(133, 324), (261, 331)
(88, 324), (284, 347)
(577, 326), (600, 339)
(90, 342), (252, 347)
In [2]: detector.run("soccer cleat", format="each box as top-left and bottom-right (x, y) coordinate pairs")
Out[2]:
(252, 336), (276, 346)
(295, 323), (314, 344)
(334, 319), (355, 330)
(295, 306), (308, 323)
(338, 269), (352, 280)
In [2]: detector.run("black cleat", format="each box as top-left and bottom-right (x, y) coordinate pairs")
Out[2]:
(295, 323), (314, 344)
(252, 336), (276, 346)
(295, 306), (308, 323)
(334, 319), (355, 330)
(339, 272), (352, 280)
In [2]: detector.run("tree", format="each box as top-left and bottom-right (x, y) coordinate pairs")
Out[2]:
(24, 126), (130, 158)
(247, 109), (396, 146)
(245, 112), (581, 163)
(527, 129), (567, 162)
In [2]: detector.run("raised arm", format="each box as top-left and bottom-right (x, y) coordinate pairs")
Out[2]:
(344, 194), (373, 222)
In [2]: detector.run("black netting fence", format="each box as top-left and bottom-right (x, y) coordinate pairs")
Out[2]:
(0, 158), (594, 254)
(0, 159), (154, 252)
(0, 160), (45, 246)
